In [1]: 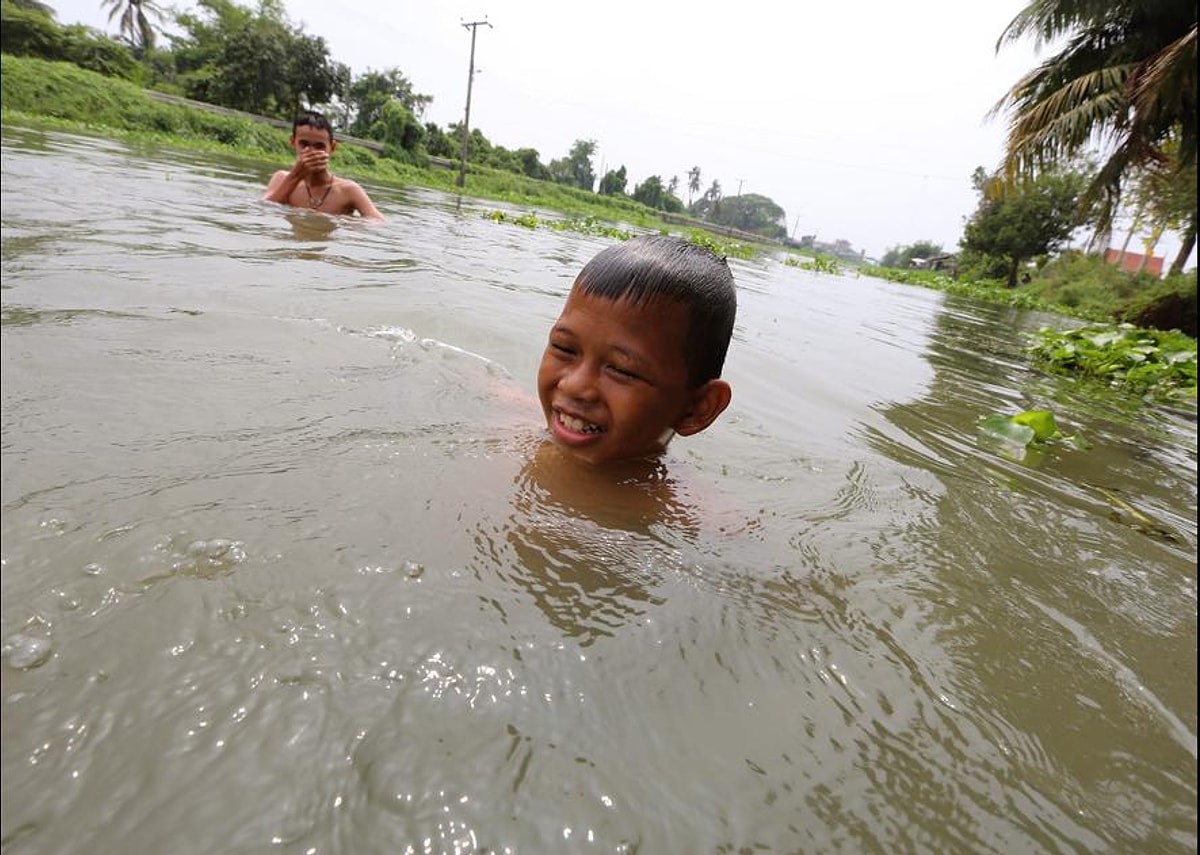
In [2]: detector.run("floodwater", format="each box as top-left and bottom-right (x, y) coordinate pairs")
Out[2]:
(1, 125), (1196, 854)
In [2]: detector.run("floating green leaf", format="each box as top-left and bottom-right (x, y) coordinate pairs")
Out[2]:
(1010, 409), (1058, 441)
(977, 408), (1088, 462)
(978, 414), (1037, 448)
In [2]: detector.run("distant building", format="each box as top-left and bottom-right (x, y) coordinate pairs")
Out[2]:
(1104, 248), (1163, 277)
(910, 254), (958, 276)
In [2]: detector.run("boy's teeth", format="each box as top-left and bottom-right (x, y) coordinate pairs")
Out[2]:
(561, 413), (603, 434)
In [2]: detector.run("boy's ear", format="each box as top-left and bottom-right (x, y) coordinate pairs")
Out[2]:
(329, 138), (338, 153)
(673, 379), (732, 437)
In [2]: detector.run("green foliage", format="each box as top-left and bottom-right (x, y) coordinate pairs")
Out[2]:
(632, 174), (668, 209)
(1, 0), (140, 80)
(802, 256), (841, 274)
(706, 192), (787, 240)
(169, 0), (341, 118)
(369, 99), (425, 163)
(977, 409), (1089, 463)
(879, 240), (944, 268)
(347, 68), (429, 138)
(689, 179), (723, 221)
(1026, 323), (1198, 402)
(685, 230), (754, 260)
(861, 263), (1107, 318)
(421, 122), (454, 158)
(598, 165), (627, 196)
(484, 210), (632, 240)
(2, 54), (147, 123)
(786, 255), (841, 274)
(1025, 251), (1167, 315)
(512, 147), (550, 181)
(2, 0), (64, 56)
(547, 138), (597, 191)
(60, 23), (141, 79)
(101, 0), (163, 52)
(994, 0), (1197, 252)
(961, 165), (1090, 287)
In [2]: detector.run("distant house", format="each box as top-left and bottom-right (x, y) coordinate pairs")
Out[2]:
(910, 254), (958, 276)
(1104, 248), (1164, 277)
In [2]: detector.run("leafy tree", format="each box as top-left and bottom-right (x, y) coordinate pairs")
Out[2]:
(63, 22), (140, 78)
(370, 99), (424, 162)
(880, 240), (946, 268)
(708, 192), (787, 238)
(598, 165), (627, 196)
(169, 0), (341, 118)
(423, 121), (456, 158)
(1, 1), (138, 79)
(991, 0), (1197, 263)
(632, 174), (667, 208)
(513, 148), (550, 181)
(206, 19), (289, 114)
(347, 68), (431, 139)
(548, 138), (596, 191)
(667, 175), (679, 198)
(2, 0), (66, 56)
(2, 0), (58, 49)
(283, 30), (340, 112)
(101, 0), (162, 53)
(960, 165), (1089, 287)
(308, 60), (350, 129)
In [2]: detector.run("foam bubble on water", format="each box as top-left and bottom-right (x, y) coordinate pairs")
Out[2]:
(3, 633), (54, 670)
(364, 325), (417, 343)
(152, 535), (248, 579)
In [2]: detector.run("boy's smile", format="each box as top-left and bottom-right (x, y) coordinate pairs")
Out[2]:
(537, 286), (696, 464)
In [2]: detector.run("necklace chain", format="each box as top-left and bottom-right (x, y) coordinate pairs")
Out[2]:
(303, 178), (333, 208)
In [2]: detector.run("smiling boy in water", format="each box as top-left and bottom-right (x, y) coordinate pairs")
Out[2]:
(537, 234), (737, 466)
(263, 110), (384, 221)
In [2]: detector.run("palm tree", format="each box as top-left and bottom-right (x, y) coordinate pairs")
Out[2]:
(687, 166), (702, 207)
(990, 0), (1197, 273)
(101, 0), (163, 54)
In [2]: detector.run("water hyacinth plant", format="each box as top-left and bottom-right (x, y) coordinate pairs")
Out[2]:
(1025, 323), (1197, 403)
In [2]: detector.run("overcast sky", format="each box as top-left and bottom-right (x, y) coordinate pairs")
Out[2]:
(46, 0), (1193, 263)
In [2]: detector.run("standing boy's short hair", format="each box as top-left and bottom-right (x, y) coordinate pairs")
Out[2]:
(574, 234), (737, 387)
(292, 110), (334, 139)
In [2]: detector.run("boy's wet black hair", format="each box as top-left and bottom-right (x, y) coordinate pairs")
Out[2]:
(292, 110), (334, 140)
(574, 234), (737, 386)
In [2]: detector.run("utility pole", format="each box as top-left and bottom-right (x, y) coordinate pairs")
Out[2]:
(736, 178), (745, 197)
(457, 18), (491, 189)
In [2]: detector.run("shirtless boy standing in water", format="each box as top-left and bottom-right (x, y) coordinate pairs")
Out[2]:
(263, 110), (384, 221)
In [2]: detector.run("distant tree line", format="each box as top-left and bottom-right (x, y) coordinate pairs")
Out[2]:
(1, 0), (794, 241)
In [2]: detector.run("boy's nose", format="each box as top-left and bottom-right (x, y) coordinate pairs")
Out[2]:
(558, 361), (600, 401)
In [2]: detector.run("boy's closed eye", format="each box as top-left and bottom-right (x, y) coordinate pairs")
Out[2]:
(606, 364), (643, 381)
